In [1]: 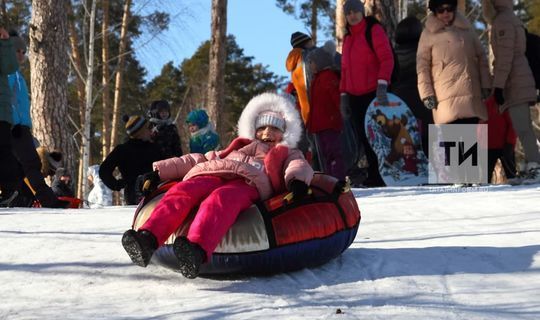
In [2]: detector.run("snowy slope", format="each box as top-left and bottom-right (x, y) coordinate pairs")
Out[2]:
(1, 184), (539, 319)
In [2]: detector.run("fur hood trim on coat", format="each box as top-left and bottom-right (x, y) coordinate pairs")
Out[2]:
(425, 11), (471, 33)
(237, 92), (303, 149)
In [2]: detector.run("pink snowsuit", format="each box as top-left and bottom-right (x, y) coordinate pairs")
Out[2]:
(140, 137), (314, 261)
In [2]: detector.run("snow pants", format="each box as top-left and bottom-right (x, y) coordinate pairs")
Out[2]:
(508, 104), (540, 164)
(141, 175), (260, 260)
(314, 129), (346, 181)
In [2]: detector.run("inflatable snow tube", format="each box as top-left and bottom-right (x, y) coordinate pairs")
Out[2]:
(131, 173), (361, 276)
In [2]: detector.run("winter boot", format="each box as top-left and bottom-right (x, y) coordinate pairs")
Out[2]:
(0, 190), (18, 207)
(522, 162), (540, 185)
(173, 237), (205, 279)
(121, 229), (158, 267)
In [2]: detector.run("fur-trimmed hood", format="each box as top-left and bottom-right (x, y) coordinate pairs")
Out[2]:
(425, 11), (471, 33)
(237, 92), (303, 149)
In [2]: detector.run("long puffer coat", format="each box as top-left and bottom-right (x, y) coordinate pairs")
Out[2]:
(417, 12), (490, 124)
(485, 0), (536, 111)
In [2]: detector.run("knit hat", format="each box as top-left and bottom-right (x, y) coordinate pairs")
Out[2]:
(255, 111), (286, 132)
(343, 0), (365, 15)
(290, 32), (312, 48)
(428, 0), (457, 12)
(123, 115), (147, 136)
(186, 109), (210, 128)
(307, 47), (334, 71)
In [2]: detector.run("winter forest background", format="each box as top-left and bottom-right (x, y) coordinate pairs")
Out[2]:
(3, 0), (540, 199)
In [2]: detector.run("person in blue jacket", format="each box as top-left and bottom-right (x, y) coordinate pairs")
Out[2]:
(5, 31), (67, 208)
(186, 109), (220, 154)
(0, 27), (19, 206)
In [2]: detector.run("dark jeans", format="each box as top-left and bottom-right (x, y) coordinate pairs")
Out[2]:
(0, 121), (20, 192)
(12, 125), (58, 206)
(349, 92), (385, 187)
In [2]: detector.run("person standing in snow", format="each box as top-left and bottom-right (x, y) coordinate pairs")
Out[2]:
(87, 165), (113, 208)
(7, 31), (68, 208)
(99, 115), (163, 205)
(417, 0), (491, 126)
(340, 0), (394, 187)
(186, 109), (220, 154)
(482, 0), (540, 184)
(306, 47), (346, 180)
(0, 27), (20, 206)
(392, 17), (433, 157)
(121, 92), (314, 279)
(147, 100), (183, 159)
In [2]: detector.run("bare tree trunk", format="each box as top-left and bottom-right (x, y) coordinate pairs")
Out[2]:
(67, 1), (87, 198)
(336, 0), (346, 53)
(311, 1), (318, 44)
(67, 1), (85, 125)
(207, 0), (227, 141)
(29, 0), (75, 174)
(101, 0), (112, 159)
(364, 0), (398, 42)
(80, 0), (97, 200)
(110, 0), (131, 152)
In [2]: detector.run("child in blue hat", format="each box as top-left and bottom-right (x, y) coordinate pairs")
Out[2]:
(186, 109), (220, 153)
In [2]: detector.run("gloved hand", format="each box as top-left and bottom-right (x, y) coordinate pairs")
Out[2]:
(136, 171), (161, 196)
(423, 96), (438, 110)
(289, 179), (309, 201)
(376, 83), (389, 106)
(494, 88), (505, 106)
(481, 88), (491, 100)
(333, 180), (347, 195)
(11, 124), (22, 138)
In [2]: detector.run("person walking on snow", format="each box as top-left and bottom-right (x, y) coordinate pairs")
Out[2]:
(483, 0), (540, 184)
(121, 92), (314, 279)
(340, 0), (394, 187)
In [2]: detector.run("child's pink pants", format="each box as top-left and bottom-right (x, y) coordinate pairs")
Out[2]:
(141, 175), (259, 260)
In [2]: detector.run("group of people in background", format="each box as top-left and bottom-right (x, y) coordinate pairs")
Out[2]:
(285, 0), (540, 187)
(2, 0), (540, 209)
(98, 100), (220, 206)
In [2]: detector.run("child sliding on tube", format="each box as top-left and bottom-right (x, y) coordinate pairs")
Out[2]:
(122, 92), (314, 278)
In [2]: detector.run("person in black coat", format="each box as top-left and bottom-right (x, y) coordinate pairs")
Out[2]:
(100, 115), (164, 205)
(392, 16), (433, 156)
(147, 100), (183, 159)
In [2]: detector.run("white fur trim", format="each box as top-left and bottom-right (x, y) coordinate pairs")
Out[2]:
(237, 92), (303, 148)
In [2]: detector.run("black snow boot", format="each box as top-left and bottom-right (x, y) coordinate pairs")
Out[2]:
(173, 237), (205, 279)
(121, 229), (158, 267)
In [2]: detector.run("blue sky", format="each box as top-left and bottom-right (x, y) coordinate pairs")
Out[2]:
(135, 0), (331, 82)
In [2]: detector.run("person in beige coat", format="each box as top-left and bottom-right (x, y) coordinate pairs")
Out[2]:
(417, 0), (491, 125)
(483, 0), (540, 184)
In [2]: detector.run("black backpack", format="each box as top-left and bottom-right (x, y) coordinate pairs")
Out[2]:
(524, 28), (540, 91)
(364, 16), (400, 87)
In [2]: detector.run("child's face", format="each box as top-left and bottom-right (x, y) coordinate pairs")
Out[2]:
(188, 123), (199, 133)
(256, 126), (284, 147)
(158, 109), (170, 120)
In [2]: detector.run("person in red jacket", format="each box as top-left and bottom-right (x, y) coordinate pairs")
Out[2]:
(480, 97), (517, 183)
(341, 0), (394, 187)
(307, 47), (345, 180)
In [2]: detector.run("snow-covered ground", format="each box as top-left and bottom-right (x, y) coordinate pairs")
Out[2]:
(1, 184), (539, 319)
